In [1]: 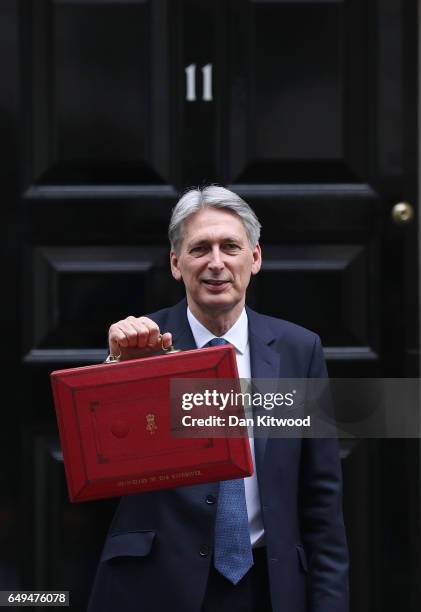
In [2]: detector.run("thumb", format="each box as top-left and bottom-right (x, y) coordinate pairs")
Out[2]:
(161, 332), (173, 350)
(109, 336), (122, 357)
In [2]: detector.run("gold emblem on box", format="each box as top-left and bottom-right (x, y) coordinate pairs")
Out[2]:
(146, 413), (158, 434)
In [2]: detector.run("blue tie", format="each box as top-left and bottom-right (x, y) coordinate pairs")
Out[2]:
(206, 337), (254, 584)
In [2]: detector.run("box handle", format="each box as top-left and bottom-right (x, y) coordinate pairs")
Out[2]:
(104, 333), (180, 363)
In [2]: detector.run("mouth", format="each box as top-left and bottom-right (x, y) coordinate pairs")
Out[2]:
(201, 279), (232, 291)
(202, 279), (231, 285)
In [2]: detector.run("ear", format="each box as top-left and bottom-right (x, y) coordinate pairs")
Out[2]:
(251, 243), (262, 276)
(170, 250), (182, 281)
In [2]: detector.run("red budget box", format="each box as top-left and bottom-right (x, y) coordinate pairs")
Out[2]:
(51, 345), (253, 502)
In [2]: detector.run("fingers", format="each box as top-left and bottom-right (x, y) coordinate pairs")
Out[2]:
(108, 317), (160, 353)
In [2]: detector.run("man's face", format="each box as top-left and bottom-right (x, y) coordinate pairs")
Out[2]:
(170, 207), (261, 319)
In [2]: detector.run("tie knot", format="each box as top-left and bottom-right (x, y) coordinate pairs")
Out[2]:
(206, 337), (229, 347)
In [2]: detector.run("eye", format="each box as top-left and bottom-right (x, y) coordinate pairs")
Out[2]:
(223, 243), (241, 252)
(189, 245), (207, 255)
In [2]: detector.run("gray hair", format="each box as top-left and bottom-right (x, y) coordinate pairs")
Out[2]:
(168, 186), (261, 254)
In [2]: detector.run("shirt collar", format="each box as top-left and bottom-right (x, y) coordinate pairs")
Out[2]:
(187, 306), (248, 354)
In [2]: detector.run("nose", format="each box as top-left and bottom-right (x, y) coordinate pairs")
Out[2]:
(207, 246), (225, 272)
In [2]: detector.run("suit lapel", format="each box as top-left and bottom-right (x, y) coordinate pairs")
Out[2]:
(247, 308), (282, 477)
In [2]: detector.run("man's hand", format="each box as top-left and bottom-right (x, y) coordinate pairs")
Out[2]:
(108, 316), (173, 361)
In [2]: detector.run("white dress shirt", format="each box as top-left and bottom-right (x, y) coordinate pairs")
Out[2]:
(187, 307), (265, 547)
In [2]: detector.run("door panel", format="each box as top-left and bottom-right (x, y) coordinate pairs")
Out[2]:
(23, 0), (173, 192)
(25, 246), (182, 363)
(249, 243), (373, 351)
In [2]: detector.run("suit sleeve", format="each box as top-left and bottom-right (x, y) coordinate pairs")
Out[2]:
(299, 335), (349, 612)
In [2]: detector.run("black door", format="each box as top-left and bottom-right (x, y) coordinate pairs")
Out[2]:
(0, 1), (418, 610)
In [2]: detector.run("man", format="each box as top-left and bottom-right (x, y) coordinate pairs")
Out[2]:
(88, 186), (349, 612)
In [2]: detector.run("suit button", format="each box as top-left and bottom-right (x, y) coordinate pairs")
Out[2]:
(199, 545), (210, 557)
(205, 495), (216, 505)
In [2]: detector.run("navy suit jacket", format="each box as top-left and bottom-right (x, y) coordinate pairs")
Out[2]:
(88, 300), (349, 612)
